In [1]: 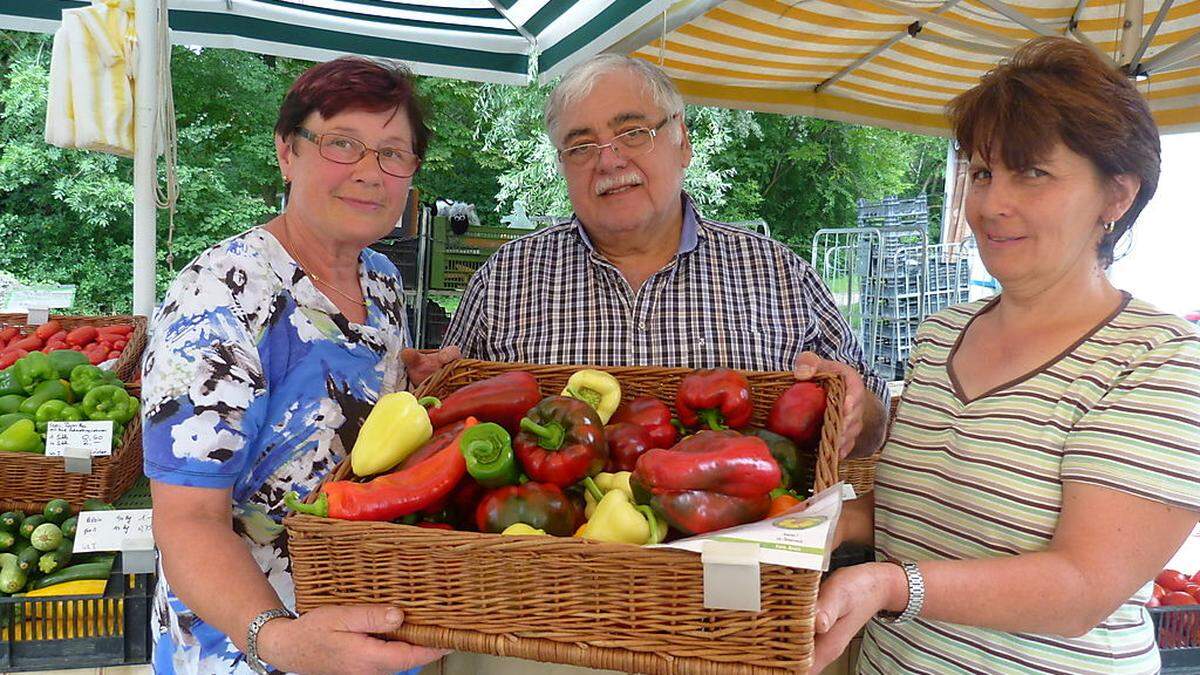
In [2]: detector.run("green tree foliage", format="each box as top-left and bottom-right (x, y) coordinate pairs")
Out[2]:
(0, 29), (945, 313)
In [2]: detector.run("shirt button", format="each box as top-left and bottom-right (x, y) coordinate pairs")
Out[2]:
(638, 321), (646, 331)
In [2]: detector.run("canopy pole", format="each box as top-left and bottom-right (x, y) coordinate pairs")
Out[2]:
(133, 0), (159, 317)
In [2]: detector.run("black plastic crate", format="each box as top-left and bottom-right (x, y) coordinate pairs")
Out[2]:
(0, 556), (153, 671)
(1152, 606), (1200, 672)
(370, 236), (421, 290)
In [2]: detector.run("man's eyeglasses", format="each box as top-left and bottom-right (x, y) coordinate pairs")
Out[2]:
(557, 115), (676, 167)
(294, 127), (420, 178)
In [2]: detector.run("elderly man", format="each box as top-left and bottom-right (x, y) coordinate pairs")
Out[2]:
(410, 54), (887, 459)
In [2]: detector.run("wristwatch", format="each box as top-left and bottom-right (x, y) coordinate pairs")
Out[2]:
(877, 561), (925, 624)
(246, 607), (297, 675)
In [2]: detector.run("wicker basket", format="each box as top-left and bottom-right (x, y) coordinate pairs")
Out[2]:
(0, 408), (143, 513)
(286, 360), (852, 674)
(0, 314), (148, 383)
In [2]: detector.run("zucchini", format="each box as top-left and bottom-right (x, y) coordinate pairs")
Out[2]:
(0, 531), (12, 551)
(30, 557), (114, 590)
(30, 522), (63, 552)
(42, 499), (71, 524)
(60, 516), (77, 539)
(0, 552), (27, 594)
(18, 514), (45, 540)
(15, 545), (40, 572)
(38, 541), (73, 575)
(0, 510), (23, 535)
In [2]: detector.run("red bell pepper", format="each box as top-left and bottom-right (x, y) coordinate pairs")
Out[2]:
(425, 371), (541, 434)
(766, 382), (827, 449)
(610, 396), (678, 449)
(285, 418), (478, 521)
(475, 482), (580, 536)
(631, 430), (780, 535)
(515, 396), (607, 487)
(604, 422), (653, 472)
(675, 369), (753, 430)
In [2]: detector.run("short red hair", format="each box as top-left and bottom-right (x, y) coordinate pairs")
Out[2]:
(274, 56), (429, 159)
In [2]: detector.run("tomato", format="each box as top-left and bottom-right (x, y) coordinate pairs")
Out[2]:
(1158, 570), (1191, 592)
(1185, 583), (1200, 602)
(0, 348), (27, 369)
(33, 320), (61, 341)
(1155, 583), (1168, 600)
(10, 335), (43, 352)
(1148, 596), (1162, 608)
(1163, 591), (1198, 606)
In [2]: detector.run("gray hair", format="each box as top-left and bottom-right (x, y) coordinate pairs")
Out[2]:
(544, 54), (685, 147)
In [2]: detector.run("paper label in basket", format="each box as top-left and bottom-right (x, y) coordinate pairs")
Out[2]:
(656, 482), (845, 572)
(73, 509), (153, 554)
(45, 420), (114, 457)
(26, 307), (49, 326)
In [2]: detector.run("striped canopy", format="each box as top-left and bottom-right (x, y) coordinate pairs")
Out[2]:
(621, 0), (1200, 135)
(1, 0), (670, 85)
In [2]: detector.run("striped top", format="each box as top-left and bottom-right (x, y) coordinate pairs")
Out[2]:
(442, 192), (889, 404)
(861, 294), (1200, 674)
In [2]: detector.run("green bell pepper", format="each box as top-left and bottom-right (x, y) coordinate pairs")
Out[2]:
(0, 419), (44, 454)
(47, 350), (90, 380)
(34, 400), (83, 433)
(0, 395), (24, 415)
(11, 352), (57, 395)
(0, 413), (34, 433)
(18, 380), (72, 415)
(69, 364), (120, 397)
(460, 422), (520, 488)
(81, 385), (138, 424)
(0, 371), (25, 397)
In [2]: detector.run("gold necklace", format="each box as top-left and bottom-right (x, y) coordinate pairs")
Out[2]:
(281, 215), (368, 309)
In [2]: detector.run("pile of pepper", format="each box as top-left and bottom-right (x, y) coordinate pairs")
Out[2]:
(0, 351), (138, 455)
(286, 367), (828, 545)
(0, 321), (136, 370)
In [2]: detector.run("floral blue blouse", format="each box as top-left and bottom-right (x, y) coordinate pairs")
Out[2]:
(141, 227), (409, 674)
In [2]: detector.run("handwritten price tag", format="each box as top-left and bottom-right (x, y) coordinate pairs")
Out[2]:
(73, 509), (153, 554)
(45, 421), (114, 457)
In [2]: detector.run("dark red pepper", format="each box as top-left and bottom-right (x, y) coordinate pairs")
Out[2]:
(515, 396), (607, 487)
(766, 382), (827, 449)
(475, 482), (580, 536)
(424, 371), (541, 434)
(675, 368), (753, 430)
(610, 396), (678, 449)
(285, 418), (477, 521)
(604, 422), (653, 472)
(631, 430), (780, 535)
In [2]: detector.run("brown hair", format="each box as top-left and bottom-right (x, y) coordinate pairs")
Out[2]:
(947, 37), (1160, 268)
(275, 56), (429, 160)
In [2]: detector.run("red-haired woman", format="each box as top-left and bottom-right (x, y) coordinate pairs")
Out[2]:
(812, 37), (1200, 673)
(141, 57), (449, 675)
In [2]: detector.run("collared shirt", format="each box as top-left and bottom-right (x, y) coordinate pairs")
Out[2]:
(441, 193), (888, 403)
(141, 227), (409, 674)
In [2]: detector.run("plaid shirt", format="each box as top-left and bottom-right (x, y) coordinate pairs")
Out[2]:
(442, 193), (889, 403)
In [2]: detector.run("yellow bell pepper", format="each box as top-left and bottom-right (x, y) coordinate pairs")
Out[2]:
(561, 369), (621, 424)
(578, 477), (666, 545)
(350, 392), (434, 477)
(584, 471), (633, 518)
(501, 523), (547, 536)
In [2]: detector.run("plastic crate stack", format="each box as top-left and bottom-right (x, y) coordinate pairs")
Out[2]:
(858, 231), (926, 382)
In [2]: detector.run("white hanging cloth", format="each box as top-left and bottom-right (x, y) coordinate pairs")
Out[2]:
(45, 0), (137, 157)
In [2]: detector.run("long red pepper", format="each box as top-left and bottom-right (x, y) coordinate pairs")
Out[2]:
(285, 418), (478, 521)
(424, 372), (541, 434)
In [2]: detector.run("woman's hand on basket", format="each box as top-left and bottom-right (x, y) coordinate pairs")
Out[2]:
(792, 352), (885, 459)
(402, 346), (461, 386)
(257, 604), (450, 675)
(811, 562), (906, 673)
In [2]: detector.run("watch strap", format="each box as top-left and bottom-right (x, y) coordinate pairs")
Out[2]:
(246, 607), (297, 675)
(878, 561), (925, 624)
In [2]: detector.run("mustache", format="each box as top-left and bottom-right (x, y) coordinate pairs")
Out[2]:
(594, 173), (644, 196)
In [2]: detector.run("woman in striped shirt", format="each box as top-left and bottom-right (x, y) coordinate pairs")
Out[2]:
(812, 37), (1200, 674)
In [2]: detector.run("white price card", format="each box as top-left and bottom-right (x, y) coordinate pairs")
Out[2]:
(73, 509), (153, 554)
(45, 420), (115, 458)
(2, 284), (75, 312)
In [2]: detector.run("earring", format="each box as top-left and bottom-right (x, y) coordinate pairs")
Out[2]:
(1103, 221), (1115, 233)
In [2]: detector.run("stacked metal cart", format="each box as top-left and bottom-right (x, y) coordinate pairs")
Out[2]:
(812, 196), (973, 382)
